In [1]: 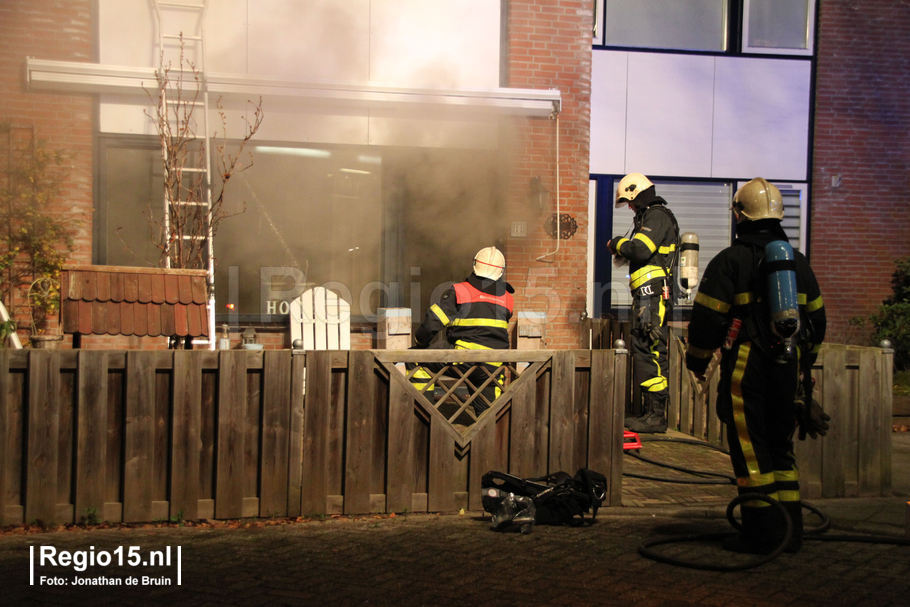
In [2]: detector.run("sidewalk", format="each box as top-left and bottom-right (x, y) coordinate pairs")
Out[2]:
(1, 433), (907, 606)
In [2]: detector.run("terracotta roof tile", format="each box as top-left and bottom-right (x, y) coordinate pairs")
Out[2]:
(161, 303), (176, 336)
(123, 273), (139, 303)
(62, 300), (79, 333)
(147, 303), (162, 337)
(150, 272), (165, 304)
(109, 271), (123, 301)
(174, 303), (188, 336)
(120, 300), (134, 336)
(132, 300), (148, 336)
(105, 301), (120, 335)
(178, 275), (193, 305)
(137, 273), (152, 303)
(61, 265), (209, 338)
(78, 299), (93, 335)
(80, 271), (96, 301)
(164, 274), (180, 304)
(95, 271), (111, 302)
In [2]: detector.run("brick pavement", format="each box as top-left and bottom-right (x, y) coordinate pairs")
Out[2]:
(1, 431), (907, 606)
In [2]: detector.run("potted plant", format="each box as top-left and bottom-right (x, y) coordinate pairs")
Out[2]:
(0, 123), (74, 348)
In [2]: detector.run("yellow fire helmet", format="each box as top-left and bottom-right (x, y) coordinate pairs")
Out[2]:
(732, 177), (784, 221)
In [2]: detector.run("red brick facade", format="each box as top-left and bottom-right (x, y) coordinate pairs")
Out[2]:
(504, 0), (592, 348)
(2, 0), (907, 349)
(811, 1), (910, 344)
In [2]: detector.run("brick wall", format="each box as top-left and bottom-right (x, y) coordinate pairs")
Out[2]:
(1, 0), (94, 343)
(504, 0), (592, 349)
(812, 1), (910, 344)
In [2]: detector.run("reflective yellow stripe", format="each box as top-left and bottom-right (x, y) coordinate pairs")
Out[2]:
(777, 489), (799, 503)
(454, 340), (502, 366)
(629, 265), (666, 289)
(657, 243), (676, 255)
(775, 469), (799, 483)
(731, 343), (761, 478)
(451, 318), (509, 329)
(736, 470), (778, 508)
(615, 237), (630, 251)
(686, 344), (715, 359)
(641, 377), (668, 392)
(430, 304), (450, 325)
(809, 296), (825, 311)
(454, 340), (492, 350)
(410, 367), (434, 391)
(642, 296), (668, 393)
(734, 292), (753, 305)
(694, 291), (731, 314)
(632, 232), (657, 252)
(736, 471), (776, 488)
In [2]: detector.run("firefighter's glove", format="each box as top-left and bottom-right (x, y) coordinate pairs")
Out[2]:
(794, 398), (830, 440)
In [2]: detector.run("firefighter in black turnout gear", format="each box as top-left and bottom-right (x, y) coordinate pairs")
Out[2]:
(608, 173), (679, 433)
(685, 178), (827, 554)
(410, 247), (514, 415)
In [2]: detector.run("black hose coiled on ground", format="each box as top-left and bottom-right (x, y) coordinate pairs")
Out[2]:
(630, 437), (910, 570)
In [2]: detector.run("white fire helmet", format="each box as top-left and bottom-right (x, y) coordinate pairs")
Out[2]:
(615, 172), (654, 208)
(473, 246), (505, 281)
(732, 178), (784, 221)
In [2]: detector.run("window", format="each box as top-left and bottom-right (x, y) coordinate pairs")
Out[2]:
(592, 0), (604, 46)
(602, 0), (728, 52)
(742, 0), (815, 56)
(96, 137), (508, 323)
(609, 180), (733, 307)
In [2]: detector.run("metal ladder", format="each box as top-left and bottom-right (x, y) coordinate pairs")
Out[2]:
(153, 0), (215, 348)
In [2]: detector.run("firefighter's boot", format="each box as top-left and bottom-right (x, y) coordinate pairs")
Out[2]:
(723, 504), (788, 555)
(628, 393), (667, 433)
(782, 501), (803, 553)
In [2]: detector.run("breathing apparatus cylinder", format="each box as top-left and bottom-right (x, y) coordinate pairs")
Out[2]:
(764, 240), (800, 362)
(678, 232), (699, 296)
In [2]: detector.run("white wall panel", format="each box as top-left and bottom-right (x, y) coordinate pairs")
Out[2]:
(98, 0), (502, 141)
(246, 0), (370, 84)
(624, 53), (714, 177)
(369, 0), (500, 89)
(712, 57), (811, 180)
(589, 51), (627, 175)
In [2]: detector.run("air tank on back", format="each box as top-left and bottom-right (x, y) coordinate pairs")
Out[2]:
(765, 240), (800, 362)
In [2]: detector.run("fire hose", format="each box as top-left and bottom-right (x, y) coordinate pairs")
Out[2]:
(629, 436), (910, 571)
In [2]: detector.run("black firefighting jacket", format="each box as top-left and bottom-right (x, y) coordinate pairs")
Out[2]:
(611, 200), (679, 293)
(414, 272), (514, 350)
(685, 220), (826, 376)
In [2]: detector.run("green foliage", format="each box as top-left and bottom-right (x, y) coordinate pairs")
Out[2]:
(870, 256), (910, 370)
(0, 124), (75, 334)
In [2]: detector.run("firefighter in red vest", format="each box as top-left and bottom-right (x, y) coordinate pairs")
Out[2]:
(410, 246), (514, 415)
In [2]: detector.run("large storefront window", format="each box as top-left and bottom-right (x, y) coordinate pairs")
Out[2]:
(96, 137), (507, 323)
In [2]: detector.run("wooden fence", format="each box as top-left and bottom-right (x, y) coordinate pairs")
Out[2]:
(0, 348), (627, 525)
(664, 335), (894, 499)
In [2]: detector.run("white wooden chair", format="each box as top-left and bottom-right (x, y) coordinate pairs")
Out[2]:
(289, 286), (351, 350)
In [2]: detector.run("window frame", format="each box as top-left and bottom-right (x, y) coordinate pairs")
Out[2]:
(741, 0), (816, 57)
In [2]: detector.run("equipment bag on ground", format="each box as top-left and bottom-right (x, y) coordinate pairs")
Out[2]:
(481, 468), (607, 533)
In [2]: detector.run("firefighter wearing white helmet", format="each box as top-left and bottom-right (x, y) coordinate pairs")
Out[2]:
(410, 246), (514, 415)
(473, 246), (506, 281)
(685, 177), (827, 554)
(607, 173), (680, 433)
